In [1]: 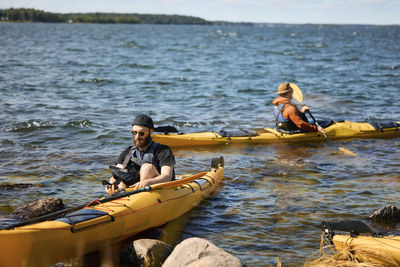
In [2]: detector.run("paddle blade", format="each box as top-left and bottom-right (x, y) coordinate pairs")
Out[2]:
(290, 83), (303, 104)
(338, 147), (357, 156)
(154, 125), (179, 133)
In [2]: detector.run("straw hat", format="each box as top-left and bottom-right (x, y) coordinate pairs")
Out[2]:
(276, 83), (293, 95)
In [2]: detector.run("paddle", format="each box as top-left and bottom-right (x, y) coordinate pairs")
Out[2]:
(321, 220), (377, 235)
(290, 83), (356, 156)
(154, 126), (179, 134)
(1, 171), (208, 230)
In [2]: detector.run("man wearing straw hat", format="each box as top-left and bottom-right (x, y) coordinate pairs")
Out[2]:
(272, 82), (325, 133)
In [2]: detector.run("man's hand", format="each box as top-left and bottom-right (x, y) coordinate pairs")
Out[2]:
(131, 179), (153, 190)
(105, 176), (127, 195)
(317, 125), (326, 134)
(300, 105), (310, 113)
(105, 184), (116, 195)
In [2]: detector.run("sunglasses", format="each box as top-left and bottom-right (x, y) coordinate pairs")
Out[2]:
(131, 131), (147, 137)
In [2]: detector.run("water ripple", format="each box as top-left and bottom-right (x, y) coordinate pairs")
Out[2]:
(1, 23), (400, 266)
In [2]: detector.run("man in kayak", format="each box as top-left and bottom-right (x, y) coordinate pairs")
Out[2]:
(272, 83), (326, 134)
(105, 114), (175, 194)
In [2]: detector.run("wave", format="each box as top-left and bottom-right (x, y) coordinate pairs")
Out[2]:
(1, 139), (18, 145)
(140, 80), (174, 86)
(121, 40), (141, 48)
(6, 119), (96, 134)
(7, 120), (56, 132)
(64, 119), (94, 128)
(0, 139), (41, 148)
(237, 88), (266, 94)
(117, 63), (155, 69)
(77, 78), (114, 84)
(65, 48), (85, 52)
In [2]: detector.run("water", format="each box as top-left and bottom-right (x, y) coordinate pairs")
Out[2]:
(1, 22), (400, 266)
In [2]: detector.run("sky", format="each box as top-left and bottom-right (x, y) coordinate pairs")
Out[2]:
(1, 0), (400, 25)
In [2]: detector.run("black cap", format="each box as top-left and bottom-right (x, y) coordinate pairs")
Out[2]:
(132, 114), (154, 129)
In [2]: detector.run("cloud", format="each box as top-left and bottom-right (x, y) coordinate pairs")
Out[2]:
(352, 0), (387, 3)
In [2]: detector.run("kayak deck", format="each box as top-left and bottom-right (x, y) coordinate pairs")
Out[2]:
(0, 157), (224, 267)
(332, 234), (400, 266)
(152, 120), (400, 147)
(321, 220), (400, 265)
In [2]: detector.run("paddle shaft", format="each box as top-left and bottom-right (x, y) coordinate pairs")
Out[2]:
(2, 171), (208, 230)
(291, 83), (356, 156)
(291, 84), (327, 139)
(306, 110), (330, 141)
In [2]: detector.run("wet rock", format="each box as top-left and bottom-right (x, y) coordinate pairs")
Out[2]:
(12, 197), (64, 221)
(368, 205), (400, 225)
(121, 239), (173, 267)
(162, 237), (244, 267)
(0, 183), (44, 190)
(276, 158), (316, 168)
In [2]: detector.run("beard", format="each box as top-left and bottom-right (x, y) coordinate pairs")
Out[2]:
(134, 134), (152, 150)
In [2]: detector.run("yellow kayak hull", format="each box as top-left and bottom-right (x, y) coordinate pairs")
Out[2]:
(153, 121), (400, 147)
(333, 234), (400, 266)
(0, 160), (224, 267)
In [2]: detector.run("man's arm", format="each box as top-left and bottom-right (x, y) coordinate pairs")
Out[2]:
(284, 105), (319, 132)
(148, 165), (173, 184)
(105, 147), (131, 194)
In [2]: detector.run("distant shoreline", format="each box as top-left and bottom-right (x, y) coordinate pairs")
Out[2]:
(1, 8), (398, 26)
(0, 8), (254, 26)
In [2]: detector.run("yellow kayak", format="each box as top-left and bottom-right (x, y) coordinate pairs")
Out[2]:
(152, 121), (400, 147)
(0, 157), (224, 267)
(321, 220), (400, 266)
(332, 234), (400, 266)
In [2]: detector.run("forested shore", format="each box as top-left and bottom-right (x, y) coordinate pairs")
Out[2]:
(0, 8), (220, 24)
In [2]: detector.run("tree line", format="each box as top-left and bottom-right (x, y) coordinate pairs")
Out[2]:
(0, 8), (212, 24)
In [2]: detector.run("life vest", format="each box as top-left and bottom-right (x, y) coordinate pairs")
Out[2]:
(273, 104), (308, 132)
(108, 142), (161, 185)
(122, 142), (162, 172)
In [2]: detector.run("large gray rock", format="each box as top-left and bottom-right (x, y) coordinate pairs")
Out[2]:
(162, 237), (244, 267)
(12, 197), (64, 221)
(121, 239), (173, 267)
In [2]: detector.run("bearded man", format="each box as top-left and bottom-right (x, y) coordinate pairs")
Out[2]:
(105, 114), (175, 194)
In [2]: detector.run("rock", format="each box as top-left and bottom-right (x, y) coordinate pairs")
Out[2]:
(121, 239), (173, 267)
(162, 237), (244, 267)
(368, 205), (400, 225)
(12, 197), (64, 221)
(184, 255), (242, 267)
(0, 183), (44, 190)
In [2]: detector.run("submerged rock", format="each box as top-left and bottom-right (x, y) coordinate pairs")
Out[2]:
(162, 237), (244, 267)
(121, 239), (173, 267)
(0, 183), (44, 190)
(12, 197), (64, 221)
(368, 205), (400, 225)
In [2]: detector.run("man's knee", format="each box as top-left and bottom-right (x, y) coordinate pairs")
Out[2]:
(140, 163), (159, 179)
(140, 163), (157, 172)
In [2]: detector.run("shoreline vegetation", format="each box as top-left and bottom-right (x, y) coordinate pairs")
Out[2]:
(0, 8), (253, 25)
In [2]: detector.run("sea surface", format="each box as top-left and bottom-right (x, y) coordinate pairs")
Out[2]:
(1, 22), (400, 266)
